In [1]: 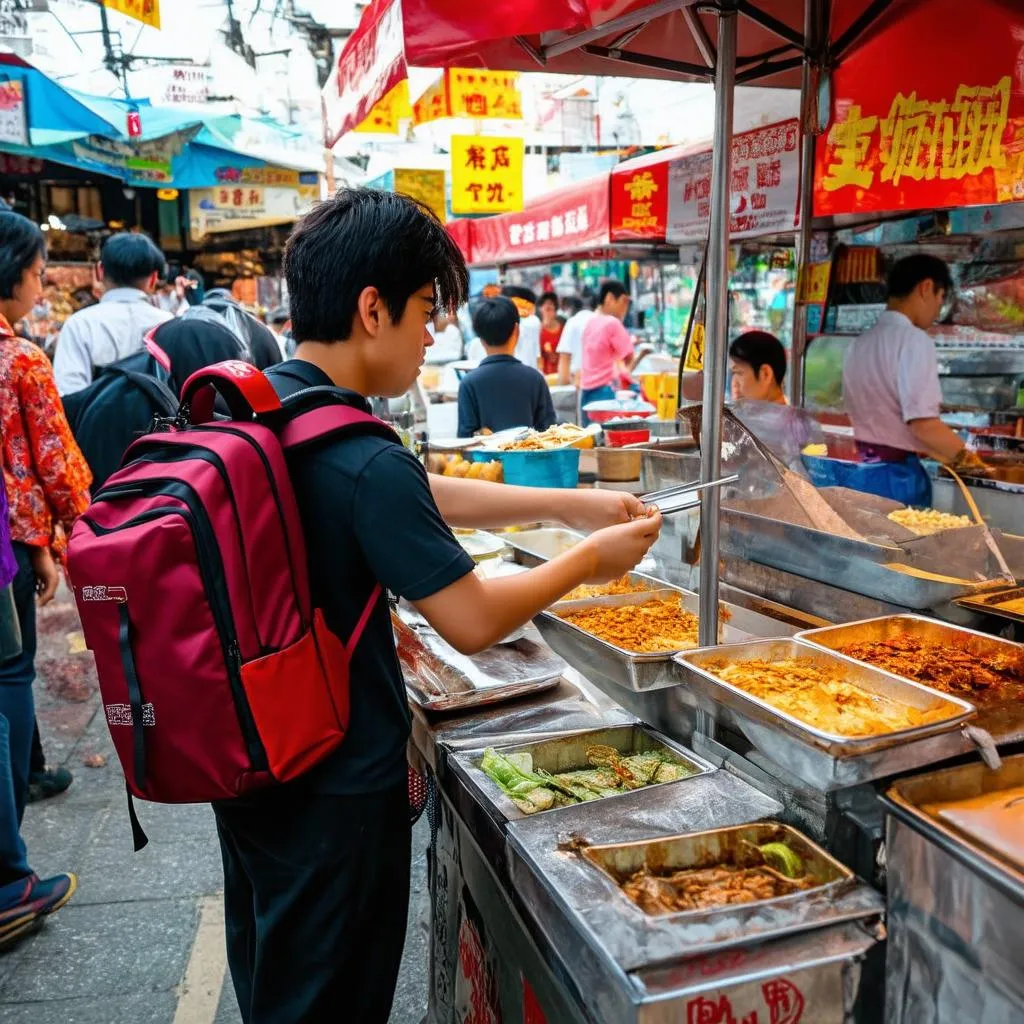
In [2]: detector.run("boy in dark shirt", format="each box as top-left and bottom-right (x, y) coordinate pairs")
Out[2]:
(458, 297), (556, 437)
(212, 189), (662, 1024)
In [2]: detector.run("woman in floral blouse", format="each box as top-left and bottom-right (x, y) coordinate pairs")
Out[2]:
(0, 212), (90, 944)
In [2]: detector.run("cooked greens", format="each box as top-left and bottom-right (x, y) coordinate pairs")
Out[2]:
(480, 743), (697, 814)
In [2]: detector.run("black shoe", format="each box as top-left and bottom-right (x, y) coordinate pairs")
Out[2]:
(26, 766), (73, 803)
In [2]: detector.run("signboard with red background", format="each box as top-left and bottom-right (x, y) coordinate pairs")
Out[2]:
(814, 0), (1024, 217)
(611, 153), (670, 240)
(469, 175), (609, 266)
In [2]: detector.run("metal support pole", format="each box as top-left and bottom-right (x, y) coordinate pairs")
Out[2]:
(788, 0), (822, 406)
(696, 4), (737, 650)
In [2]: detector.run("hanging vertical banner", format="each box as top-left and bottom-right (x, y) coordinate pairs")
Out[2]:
(103, 0), (161, 30)
(394, 168), (446, 222)
(0, 79), (28, 147)
(450, 135), (523, 215)
(814, 0), (1024, 216)
(353, 80), (411, 135)
(413, 70), (522, 125)
(610, 161), (670, 239)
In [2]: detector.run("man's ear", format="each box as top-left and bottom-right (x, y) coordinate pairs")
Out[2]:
(145, 270), (160, 294)
(356, 285), (384, 337)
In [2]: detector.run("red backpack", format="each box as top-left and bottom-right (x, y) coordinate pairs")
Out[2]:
(66, 361), (397, 849)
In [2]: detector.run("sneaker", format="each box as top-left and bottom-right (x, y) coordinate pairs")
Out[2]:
(26, 766), (73, 803)
(0, 873), (77, 950)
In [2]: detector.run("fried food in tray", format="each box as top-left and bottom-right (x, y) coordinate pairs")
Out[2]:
(498, 423), (590, 451)
(562, 575), (654, 602)
(621, 840), (817, 916)
(558, 597), (701, 654)
(836, 635), (1024, 700)
(703, 657), (952, 737)
(887, 507), (972, 535)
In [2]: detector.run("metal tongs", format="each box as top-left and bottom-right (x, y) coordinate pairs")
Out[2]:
(641, 474), (739, 515)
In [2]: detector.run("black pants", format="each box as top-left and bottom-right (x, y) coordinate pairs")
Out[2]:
(213, 782), (411, 1024)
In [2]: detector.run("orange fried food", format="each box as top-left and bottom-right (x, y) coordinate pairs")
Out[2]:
(562, 576), (653, 602)
(838, 636), (1024, 700)
(559, 598), (701, 653)
(704, 657), (953, 737)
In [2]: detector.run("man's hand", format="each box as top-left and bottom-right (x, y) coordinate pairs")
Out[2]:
(949, 448), (992, 478)
(577, 511), (662, 583)
(29, 547), (59, 607)
(559, 489), (647, 533)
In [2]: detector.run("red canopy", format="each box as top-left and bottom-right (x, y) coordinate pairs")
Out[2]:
(325, 0), (902, 144)
(468, 175), (610, 267)
(445, 218), (474, 263)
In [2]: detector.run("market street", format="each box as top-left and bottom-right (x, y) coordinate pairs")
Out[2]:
(0, 586), (429, 1024)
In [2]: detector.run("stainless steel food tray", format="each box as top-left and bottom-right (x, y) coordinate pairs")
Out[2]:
(502, 526), (586, 566)
(797, 614), (1024, 744)
(534, 589), (751, 693)
(396, 612), (565, 713)
(956, 586), (1024, 625)
(720, 505), (1002, 609)
(582, 821), (851, 923)
(452, 724), (714, 823)
(882, 753), (1024, 903)
(673, 639), (977, 790)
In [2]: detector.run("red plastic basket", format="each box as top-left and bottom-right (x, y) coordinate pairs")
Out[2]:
(605, 427), (651, 448)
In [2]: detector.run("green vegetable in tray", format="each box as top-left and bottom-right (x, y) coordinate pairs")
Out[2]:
(480, 743), (697, 815)
(758, 842), (805, 879)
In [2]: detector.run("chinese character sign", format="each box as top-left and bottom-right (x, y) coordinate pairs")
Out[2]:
(611, 163), (670, 239)
(814, 0), (1024, 215)
(394, 168), (447, 223)
(0, 80), (28, 147)
(450, 136), (524, 214)
(214, 186), (265, 213)
(667, 120), (800, 243)
(353, 80), (411, 135)
(103, 0), (160, 29)
(414, 70), (522, 126)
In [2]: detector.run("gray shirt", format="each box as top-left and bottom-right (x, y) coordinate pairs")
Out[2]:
(54, 288), (172, 395)
(842, 309), (943, 454)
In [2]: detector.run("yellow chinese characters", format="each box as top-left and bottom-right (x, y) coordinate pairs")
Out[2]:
(822, 76), (1011, 193)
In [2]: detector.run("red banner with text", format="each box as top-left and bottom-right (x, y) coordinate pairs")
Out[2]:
(814, 0), (1024, 217)
(610, 158), (670, 240)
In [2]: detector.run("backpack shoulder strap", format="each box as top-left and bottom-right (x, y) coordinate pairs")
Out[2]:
(278, 403), (399, 453)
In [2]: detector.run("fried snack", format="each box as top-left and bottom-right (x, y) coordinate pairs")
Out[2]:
(559, 598), (701, 653)
(562, 576), (653, 602)
(837, 635), (1024, 699)
(703, 657), (952, 737)
(998, 597), (1024, 614)
(887, 507), (972, 536)
(499, 423), (588, 451)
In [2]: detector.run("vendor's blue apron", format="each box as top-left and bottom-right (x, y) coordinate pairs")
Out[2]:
(804, 442), (932, 507)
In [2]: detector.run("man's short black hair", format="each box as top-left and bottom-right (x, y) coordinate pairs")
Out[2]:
(100, 232), (166, 288)
(284, 189), (468, 343)
(729, 330), (787, 387)
(472, 297), (519, 348)
(0, 212), (45, 300)
(599, 279), (628, 304)
(538, 291), (559, 309)
(501, 284), (536, 305)
(886, 254), (953, 300)
(563, 295), (584, 316)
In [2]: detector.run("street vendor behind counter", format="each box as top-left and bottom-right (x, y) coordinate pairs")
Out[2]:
(841, 254), (986, 506)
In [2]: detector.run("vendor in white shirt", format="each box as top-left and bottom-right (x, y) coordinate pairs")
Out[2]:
(842, 254), (986, 506)
(556, 294), (595, 386)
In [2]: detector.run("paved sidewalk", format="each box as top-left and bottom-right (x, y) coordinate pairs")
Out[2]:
(0, 590), (429, 1023)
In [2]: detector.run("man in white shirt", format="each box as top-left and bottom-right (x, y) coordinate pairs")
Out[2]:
(556, 295), (595, 385)
(842, 253), (985, 503)
(54, 233), (171, 395)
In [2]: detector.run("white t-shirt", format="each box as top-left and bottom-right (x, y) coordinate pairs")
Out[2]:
(425, 322), (464, 363)
(516, 314), (541, 370)
(556, 308), (594, 376)
(842, 309), (943, 454)
(466, 337), (487, 364)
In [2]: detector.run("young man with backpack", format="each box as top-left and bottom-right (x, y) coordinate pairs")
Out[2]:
(67, 189), (660, 1022)
(229, 191), (659, 1021)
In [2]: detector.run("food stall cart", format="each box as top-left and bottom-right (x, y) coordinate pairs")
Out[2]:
(327, 2), (1024, 1021)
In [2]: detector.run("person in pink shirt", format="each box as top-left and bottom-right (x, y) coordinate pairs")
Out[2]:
(580, 280), (634, 423)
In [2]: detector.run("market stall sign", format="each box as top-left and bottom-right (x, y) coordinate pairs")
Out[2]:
(214, 186), (265, 213)
(668, 120), (801, 243)
(610, 161), (670, 240)
(394, 167), (446, 222)
(0, 79), (28, 147)
(414, 69), (521, 125)
(353, 79), (410, 134)
(214, 166), (302, 188)
(189, 185), (315, 240)
(69, 129), (197, 184)
(450, 135), (523, 215)
(813, 0), (1024, 217)
(103, 0), (160, 30)
(469, 175), (609, 266)
(798, 261), (831, 304)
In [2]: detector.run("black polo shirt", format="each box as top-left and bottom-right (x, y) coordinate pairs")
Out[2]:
(457, 353), (557, 437)
(266, 361), (475, 794)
